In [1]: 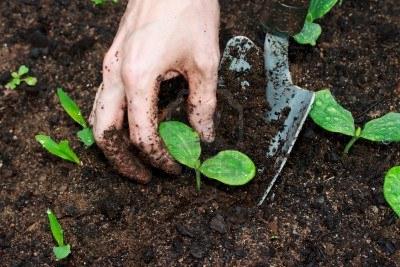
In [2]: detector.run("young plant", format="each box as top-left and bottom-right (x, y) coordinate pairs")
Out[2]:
(47, 209), (71, 260)
(91, 0), (118, 6)
(294, 0), (340, 46)
(384, 166), (400, 217)
(159, 121), (256, 190)
(57, 88), (95, 147)
(5, 65), (37, 90)
(35, 135), (81, 164)
(310, 89), (400, 153)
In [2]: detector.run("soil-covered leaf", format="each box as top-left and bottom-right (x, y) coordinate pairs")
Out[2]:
(384, 166), (400, 217)
(159, 121), (201, 169)
(360, 113), (400, 142)
(57, 88), (88, 128)
(35, 135), (80, 164)
(199, 150), (256, 186)
(77, 128), (95, 147)
(310, 89), (355, 136)
(53, 245), (71, 260)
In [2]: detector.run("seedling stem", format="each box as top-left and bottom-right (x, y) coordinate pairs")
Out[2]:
(195, 169), (201, 191)
(344, 127), (362, 154)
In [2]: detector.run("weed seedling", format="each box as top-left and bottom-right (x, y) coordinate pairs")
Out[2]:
(5, 65), (37, 90)
(57, 88), (95, 147)
(384, 166), (400, 218)
(47, 209), (71, 260)
(159, 121), (256, 190)
(310, 89), (400, 153)
(35, 135), (80, 164)
(294, 0), (340, 46)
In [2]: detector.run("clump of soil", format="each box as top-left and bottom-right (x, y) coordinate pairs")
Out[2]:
(0, 0), (399, 266)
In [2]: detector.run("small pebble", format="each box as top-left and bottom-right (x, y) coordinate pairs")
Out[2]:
(210, 214), (227, 234)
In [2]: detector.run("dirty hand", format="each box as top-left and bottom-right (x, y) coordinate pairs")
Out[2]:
(90, 0), (220, 183)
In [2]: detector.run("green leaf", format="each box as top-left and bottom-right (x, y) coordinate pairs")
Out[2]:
(199, 150), (256, 186)
(53, 245), (71, 260)
(11, 72), (19, 78)
(310, 89), (355, 136)
(5, 79), (18, 90)
(35, 135), (80, 164)
(384, 166), (400, 217)
(159, 121), (201, 169)
(18, 65), (29, 76)
(23, 76), (38, 86)
(360, 113), (400, 142)
(77, 128), (95, 147)
(57, 88), (88, 128)
(293, 21), (322, 46)
(46, 209), (64, 246)
(308, 0), (339, 21)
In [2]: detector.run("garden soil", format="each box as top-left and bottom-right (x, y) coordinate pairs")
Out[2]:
(0, 0), (399, 266)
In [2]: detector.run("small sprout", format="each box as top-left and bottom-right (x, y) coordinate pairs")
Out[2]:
(77, 128), (95, 147)
(159, 121), (256, 190)
(384, 166), (400, 218)
(91, 0), (118, 6)
(4, 65), (37, 90)
(310, 89), (400, 153)
(57, 88), (95, 147)
(35, 135), (80, 164)
(294, 0), (339, 46)
(47, 209), (71, 260)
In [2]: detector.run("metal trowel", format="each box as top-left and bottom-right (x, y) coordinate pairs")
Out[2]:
(219, 0), (315, 205)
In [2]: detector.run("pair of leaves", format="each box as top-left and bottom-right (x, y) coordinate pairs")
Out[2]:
(384, 166), (400, 217)
(310, 89), (400, 151)
(294, 0), (339, 46)
(47, 209), (71, 260)
(57, 88), (95, 147)
(159, 121), (256, 186)
(5, 65), (37, 90)
(36, 88), (95, 164)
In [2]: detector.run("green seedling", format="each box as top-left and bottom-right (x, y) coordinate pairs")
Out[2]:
(159, 121), (256, 190)
(310, 89), (400, 153)
(5, 65), (37, 90)
(384, 166), (400, 217)
(57, 88), (94, 147)
(47, 209), (71, 260)
(294, 0), (340, 46)
(35, 135), (80, 164)
(91, 0), (118, 6)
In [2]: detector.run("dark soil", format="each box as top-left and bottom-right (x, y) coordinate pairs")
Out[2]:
(1, 0), (399, 266)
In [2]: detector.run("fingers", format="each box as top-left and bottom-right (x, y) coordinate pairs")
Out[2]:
(187, 55), (219, 142)
(122, 63), (181, 175)
(93, 50), (151, 183)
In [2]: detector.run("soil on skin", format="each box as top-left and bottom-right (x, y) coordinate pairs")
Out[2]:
(0, 0), (399, 266)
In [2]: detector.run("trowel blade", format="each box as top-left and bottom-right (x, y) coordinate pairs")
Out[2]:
(258, 33), (315, 205)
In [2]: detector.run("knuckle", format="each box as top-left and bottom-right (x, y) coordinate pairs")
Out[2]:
(103, 51), (119, 74)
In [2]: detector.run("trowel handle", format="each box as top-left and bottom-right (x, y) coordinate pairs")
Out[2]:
(263, 0), (309, 36)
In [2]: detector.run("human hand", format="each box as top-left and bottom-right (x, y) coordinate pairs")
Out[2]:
(90, 0), (220, 183)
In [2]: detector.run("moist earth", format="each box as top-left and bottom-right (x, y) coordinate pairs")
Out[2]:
(0, 0), (399, 266)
